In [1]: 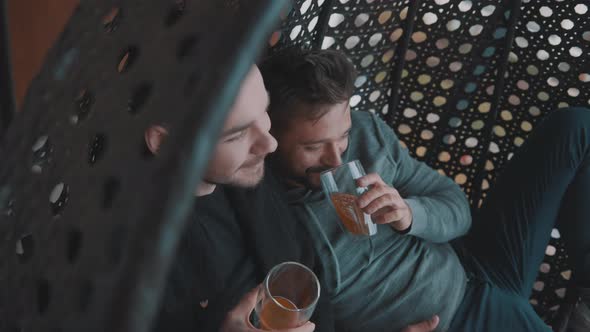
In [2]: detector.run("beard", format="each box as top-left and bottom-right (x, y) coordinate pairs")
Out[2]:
(204, 157), (266, 189)
(233, 160), (266, 187)
(282, 165), (332, 189)
(305, 165), (332, 175)
(304, 166), (331, 189)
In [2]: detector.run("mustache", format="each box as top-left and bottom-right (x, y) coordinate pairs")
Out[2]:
(305, 166), (332, 174)
(241, 156), (265, 168)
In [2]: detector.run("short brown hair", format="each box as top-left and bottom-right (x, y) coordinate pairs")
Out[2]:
(259, 48), (357, 130)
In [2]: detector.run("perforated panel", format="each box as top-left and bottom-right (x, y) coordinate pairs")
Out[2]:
(0, 1), (285, 331)
(268, 0), (589, 323)
(1, 0), (586, 328)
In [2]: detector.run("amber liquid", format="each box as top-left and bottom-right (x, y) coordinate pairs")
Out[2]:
(259, 296), (299, 330)
(330, 193), (370, 235)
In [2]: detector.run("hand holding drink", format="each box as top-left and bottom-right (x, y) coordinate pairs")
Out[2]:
(320, 160), (378, 236)
(321, 160), (413, 235)
(356, 172), (413, 232)
(221, 285), (316, 332)
(251, 262), (320, 330)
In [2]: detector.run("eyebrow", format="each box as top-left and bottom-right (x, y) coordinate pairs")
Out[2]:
(221, 122), (253, 138)
(221, 93), (270, 138)
(301, 127), (352, 145)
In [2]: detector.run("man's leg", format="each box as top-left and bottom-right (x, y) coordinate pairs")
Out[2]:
(449, 282), (552, 331)
(464, 107), (590, 297)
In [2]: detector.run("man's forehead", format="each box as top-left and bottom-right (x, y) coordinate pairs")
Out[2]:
(289, 103), (352, 141)
(221, 90), (270, 136)
(302, 102), (350, 126)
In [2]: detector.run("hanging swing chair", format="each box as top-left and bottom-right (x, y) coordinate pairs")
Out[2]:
(0, 0), (587, 331)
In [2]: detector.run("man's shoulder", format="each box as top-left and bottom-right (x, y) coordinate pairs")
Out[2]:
(194, 186), (231, 214)
(351, 109), (379, 126)
(223, 167), (282, 199)
(350, 110), (391, 147)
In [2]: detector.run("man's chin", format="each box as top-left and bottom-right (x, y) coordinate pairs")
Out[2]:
(306, 173), (322, 189)
(233, 163), (265, 188)
(283, 173), (321, 190)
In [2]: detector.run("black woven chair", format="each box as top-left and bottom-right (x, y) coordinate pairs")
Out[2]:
(0, 1), (288, 331)
(0, 0), (587, 331)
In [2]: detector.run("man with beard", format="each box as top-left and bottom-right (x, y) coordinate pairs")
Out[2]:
(261, 47), (590, 331)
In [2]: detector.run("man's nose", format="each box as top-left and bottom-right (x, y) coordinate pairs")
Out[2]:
(322, 144), (342, 168)
(252, 130), (278, 156)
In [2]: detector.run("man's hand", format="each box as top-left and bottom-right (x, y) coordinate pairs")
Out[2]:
(220, 287), (316, 332)
(356, 173), (413, 232)
(401, 315), (440, 332)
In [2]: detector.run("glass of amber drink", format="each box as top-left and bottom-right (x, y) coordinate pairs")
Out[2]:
(252, 262), (320, 330)
(320, 160), (378, 236)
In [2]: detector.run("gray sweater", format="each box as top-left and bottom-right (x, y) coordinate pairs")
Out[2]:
(283, 111), (472, 331)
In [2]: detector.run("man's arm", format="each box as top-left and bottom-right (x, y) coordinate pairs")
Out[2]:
(364, 115), (472, 243)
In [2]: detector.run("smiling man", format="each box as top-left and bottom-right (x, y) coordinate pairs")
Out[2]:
(260, 47), (590, 332)
(144, 66), (275, 196)
(262, 48), (468, 332)
(264, 52), (354, 190)
(147, 66), (320, 332)
(272, 99), (351, 189)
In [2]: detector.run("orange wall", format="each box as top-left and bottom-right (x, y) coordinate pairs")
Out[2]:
(7, 0), (78, 109)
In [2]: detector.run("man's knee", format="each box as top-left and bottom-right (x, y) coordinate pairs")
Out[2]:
(533, 108), (590, 159)
(546, 107), (590, 129)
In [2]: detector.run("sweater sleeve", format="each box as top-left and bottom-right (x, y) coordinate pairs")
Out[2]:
(373, 115), (472, 243)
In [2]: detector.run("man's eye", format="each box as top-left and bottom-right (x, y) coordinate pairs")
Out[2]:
(304, 145), (321, 151)
(225, 131), (246, 143)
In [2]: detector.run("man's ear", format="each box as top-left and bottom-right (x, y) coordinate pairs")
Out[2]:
(144, 125), (168, 155)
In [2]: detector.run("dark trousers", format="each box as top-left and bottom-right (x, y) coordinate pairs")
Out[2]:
(449, 108), (590, 331)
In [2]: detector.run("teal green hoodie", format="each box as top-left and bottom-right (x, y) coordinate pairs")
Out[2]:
(282, 111), (471, 331)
